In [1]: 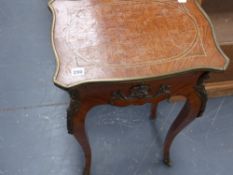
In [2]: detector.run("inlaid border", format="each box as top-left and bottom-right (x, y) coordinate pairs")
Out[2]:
(63, 1), (203, 67)
(48, 0), (229, 88)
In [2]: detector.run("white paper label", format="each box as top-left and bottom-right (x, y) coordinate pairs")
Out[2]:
(178, 0), (187, 3)
(71, 67), (85, 76)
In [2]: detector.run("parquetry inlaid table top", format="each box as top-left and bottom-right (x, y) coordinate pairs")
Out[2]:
(49, 0), (229, 88)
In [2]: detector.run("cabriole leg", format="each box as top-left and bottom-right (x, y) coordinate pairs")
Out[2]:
(67, 100), (92, 175)
(163, 85), (207, 165)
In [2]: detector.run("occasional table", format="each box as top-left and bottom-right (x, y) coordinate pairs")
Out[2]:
(48, 0), (229, 174)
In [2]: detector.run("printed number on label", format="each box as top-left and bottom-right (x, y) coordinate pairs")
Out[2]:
(178, 0), (187, 3)
(71, 68), (85, 76)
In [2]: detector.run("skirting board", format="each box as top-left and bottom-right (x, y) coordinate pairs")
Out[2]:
(206, 80), (233, 98)
(170, 81), (233, 102)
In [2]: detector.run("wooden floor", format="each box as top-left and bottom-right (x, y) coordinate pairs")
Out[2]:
(1, 0), (233, 175)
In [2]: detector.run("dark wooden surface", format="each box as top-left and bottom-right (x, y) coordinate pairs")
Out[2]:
(202, 0), (233, 44)
(202, 0), (233, 84)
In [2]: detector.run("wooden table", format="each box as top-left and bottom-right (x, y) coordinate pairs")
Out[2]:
(48, 0), (229, 174)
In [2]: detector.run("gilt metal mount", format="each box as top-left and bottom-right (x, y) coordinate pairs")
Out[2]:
(111, 84), (171, 102)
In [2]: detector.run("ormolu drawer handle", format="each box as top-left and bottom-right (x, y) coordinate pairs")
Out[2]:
(111, 84), (171, 102)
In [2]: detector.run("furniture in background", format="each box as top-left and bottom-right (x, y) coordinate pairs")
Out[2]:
(202, 0), (233, 97)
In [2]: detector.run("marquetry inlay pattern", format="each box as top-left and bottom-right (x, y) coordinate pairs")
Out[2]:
(49, 0), (228, 88)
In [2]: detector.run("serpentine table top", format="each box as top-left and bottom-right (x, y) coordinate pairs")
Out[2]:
(49, 0), (229, 88)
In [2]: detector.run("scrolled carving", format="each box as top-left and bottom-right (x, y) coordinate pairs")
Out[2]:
(156, 84), (171, 97)
(195, 72), (209, 117)
(111, 84), (171, 103)
(129, 85), (151, 99)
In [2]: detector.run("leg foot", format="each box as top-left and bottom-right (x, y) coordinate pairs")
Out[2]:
(163, 158), (172, 166)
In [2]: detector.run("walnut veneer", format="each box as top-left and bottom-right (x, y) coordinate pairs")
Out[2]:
(49, 0), (229, 174)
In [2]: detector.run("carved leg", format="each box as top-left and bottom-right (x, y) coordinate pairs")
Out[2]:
(67, 101), (92, 175)
(163, 86), (207, 166)
(150, 103), (158, 120)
